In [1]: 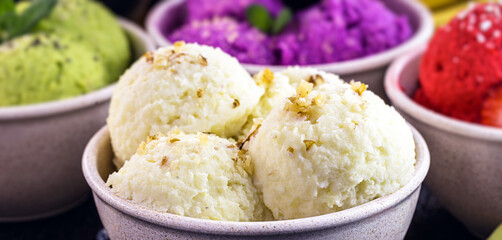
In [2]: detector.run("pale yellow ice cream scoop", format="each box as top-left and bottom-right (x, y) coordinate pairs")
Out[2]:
(247, 70), (416, 220)
(106, 131), (270, 221)
(108, 42), (264, 167)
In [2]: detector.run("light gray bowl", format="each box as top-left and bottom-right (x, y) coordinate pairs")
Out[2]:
(146, 0), (433, 100)
(384, 48), (502, 238)
(0, 19), (155, 222)
(83, 126), (429, 240)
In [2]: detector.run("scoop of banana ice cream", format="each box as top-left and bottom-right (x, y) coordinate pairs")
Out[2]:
(247, 70), (416, 220)
(240, 68), (295, 136)
(106, 131), (270, 221)
(241, 67), (329, 136)
(108, 42), (264, 166)
(251, 67), (330, 119)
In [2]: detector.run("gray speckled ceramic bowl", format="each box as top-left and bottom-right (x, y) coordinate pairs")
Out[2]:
(385, 48), (502, 238)
(146, 0), (433, 100)
(0, 19), (155, 222)
(83, 126), (429, 240)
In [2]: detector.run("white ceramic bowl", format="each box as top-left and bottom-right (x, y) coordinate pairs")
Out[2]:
(384, 48), (502, 238)
(0, 19), (155, 222)
(83, 126), (429, 240)
(146, 0), (433, 99)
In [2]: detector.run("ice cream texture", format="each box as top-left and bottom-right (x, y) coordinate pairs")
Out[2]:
(0, 0), (130, 106)
(168, 0), (412, 65)
(240, 68), (296, 136)
(241, 67), (335, 136)
(106, 131), (270, 221)
(0, 34), (107, 106)
(169, 17), (275, 65)
(415, 3), (502, 127)
(108, 42), (263, 167)
(247, 70), (416, 220)
(106, 45), (416, 220)
(34, 0), (130, 83)
(276, 0), (412, 65)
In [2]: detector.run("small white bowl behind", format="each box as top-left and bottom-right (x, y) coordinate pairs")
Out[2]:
(0, 19), (155, 222)
(385, 48), (502, 237)
(83, 126), (429, 240)
(146, 0), (434, 100)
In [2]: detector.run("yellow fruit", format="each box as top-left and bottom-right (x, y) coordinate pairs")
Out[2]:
(431, 0), (489, 28)
(488, 224), (502, 240)
(432, 1), (469, 27)
(420, 0), (464, 10)
(486, 224), (502, 240)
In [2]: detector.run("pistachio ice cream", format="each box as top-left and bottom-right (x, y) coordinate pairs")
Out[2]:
(0, 34), (107, 106)
(0, 0), (130, 106)
(34, 0), (130, 82)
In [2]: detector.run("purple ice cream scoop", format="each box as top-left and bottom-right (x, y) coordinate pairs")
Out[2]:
(168, 0), (412, 65)
(186, 0), (284, 21)
(276, 0), (412, 65)
(169, 17), (275, 64)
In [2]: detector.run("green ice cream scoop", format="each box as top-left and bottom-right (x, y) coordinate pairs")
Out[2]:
(0, 34), (108, 106)
(34, 0), (130, 83)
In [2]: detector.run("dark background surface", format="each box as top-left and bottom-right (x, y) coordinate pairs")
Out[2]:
(0, 186), (479, 240)
(98, 0), (158, 24)
(98, 0), (325, 24)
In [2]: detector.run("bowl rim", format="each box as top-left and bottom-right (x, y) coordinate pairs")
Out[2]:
(82, 125), (430, 235)
(0, 18), (156, 121)
(145, 0), (434, 74)
(384, 48), (502, 141)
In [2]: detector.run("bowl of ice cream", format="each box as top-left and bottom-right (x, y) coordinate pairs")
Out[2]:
(146, 0), (434, 99)
(385, 3), (502, 236)
(83, 42), (429, 239)
(83, 124), (428, 239)
(0, 0), (155, 222)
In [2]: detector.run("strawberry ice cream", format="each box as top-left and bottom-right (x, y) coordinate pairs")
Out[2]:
(415, 3), (502, 127)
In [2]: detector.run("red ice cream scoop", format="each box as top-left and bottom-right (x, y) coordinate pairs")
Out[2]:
(415, 3), (502, 127)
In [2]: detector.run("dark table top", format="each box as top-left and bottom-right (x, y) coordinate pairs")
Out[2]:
(0, 186), (479, 240)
